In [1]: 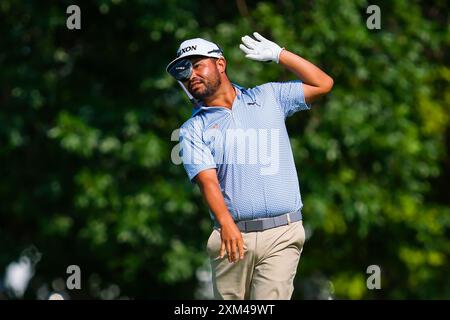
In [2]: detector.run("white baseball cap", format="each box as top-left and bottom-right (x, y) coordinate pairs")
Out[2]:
(166, 38), (224, 72)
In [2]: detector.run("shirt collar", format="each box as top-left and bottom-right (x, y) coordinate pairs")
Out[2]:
(191, 83), (246, 117)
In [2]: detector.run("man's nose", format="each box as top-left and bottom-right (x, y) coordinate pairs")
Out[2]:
(188, 68), (197, 81)
(181, 70), (193, 85)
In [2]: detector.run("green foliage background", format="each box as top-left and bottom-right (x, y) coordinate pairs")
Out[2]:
(0, 0), (448, 299)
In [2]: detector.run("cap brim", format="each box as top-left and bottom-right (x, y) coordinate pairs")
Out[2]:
(166, 53), (224, 73)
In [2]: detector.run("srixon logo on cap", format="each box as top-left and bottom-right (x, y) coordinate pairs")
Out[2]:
(177, 45), (197, 57)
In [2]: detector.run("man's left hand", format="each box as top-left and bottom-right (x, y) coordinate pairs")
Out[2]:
(239, 32), (284, 63)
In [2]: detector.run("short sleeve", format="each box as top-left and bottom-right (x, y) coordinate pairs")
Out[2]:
(179, 123), (217, 183)
(270, 81), (311, 118)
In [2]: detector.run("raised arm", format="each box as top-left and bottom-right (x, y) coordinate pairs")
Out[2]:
(279, 49), (333, 103)
(240, 32), (334, 103)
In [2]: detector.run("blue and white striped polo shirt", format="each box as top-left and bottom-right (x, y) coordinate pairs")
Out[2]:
(179, 81), (310, 223)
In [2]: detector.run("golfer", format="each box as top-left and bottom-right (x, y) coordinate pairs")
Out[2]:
(167, 32), (333, 300)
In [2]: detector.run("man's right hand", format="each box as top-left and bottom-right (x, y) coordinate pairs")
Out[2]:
(194, 169), (246, 263)
(219, 222), (245, 263)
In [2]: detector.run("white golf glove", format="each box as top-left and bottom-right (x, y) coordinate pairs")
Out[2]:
(239, 32), (284, 63)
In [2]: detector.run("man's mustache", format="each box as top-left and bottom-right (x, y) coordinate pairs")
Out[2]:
(189, 78), (205, 89)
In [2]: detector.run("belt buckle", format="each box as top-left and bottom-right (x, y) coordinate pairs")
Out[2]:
(246, 220), (264, 232)
(287, 213), (291, 225)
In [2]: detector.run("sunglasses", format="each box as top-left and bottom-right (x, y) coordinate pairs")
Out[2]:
(168, 59), (193, 82)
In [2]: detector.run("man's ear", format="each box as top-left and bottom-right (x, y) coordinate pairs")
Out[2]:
(216, 58), (226, 74)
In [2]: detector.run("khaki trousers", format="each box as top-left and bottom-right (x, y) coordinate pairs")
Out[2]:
(206, 220), (305, 300)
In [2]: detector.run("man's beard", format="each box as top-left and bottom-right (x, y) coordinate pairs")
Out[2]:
(190, 72), (221, 100)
